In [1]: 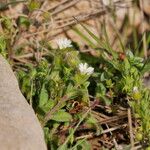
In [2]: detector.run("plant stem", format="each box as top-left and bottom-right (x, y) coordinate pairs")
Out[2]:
(128, 108), (134, 148)
(59, 108), (91, 150)
(42, 96), (69, 126)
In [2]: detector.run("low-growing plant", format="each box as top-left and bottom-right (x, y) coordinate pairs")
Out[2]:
(0, 12), (150, 149)
(74, 24), (150, 148)
(16, 30), (150, 149)
(16, 38), (99, 149)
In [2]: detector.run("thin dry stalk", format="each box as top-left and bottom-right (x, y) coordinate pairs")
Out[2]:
(76, 123), (127, 140)
(50, 0), (81, 16)
(128, 108), (134, 149)
(139, 0), (147, 59)
(43, 96), (69, 126)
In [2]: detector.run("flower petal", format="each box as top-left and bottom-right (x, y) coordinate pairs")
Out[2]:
(56, 38), (72, 49)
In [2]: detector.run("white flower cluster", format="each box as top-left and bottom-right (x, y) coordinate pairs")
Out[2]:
(56, 38), (72, 49)
(55, 38), (94, 75)
(133, 86), (138, 93)
(79, 63), (94, 75)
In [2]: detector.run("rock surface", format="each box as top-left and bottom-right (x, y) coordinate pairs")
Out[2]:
(0, 55), (47, 150)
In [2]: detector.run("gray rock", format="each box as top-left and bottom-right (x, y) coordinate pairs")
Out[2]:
(0, 55), (47, 150)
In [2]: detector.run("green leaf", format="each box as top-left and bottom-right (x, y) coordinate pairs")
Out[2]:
(17, 16), (30, 28)
(1, 17), (13, 30)
(101, 95), (112, 106)
(110, 21), (125, 52)
(66, 85), (83, 100)
(0, 36), (6, 53)
(39, 84), (49, 107)
(73, 18), (107, 49)
(69, 128), (74, 144)
(58, 144), (68, 150)
(123, 58), (131, 74)
(102, 53), (119, 70)
(102, 23), (118, 59)
(28, 0), (41, 11)
(44, 127), (50, 144)
(51, 110), (72, 122)
(65, 51), (80, 67)
(86, 115), (101, 135)
(96, 83), (106, 97)
(71, 139), (91, 150)
(72, 26), (96, 48)
(39, 99), (55, 113)
(74, 18), (118, 58)
(141, 58), (150, 75)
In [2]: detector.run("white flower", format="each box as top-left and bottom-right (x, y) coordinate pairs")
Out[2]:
(79, 63), (94, 75)
(133, 86), (138, 93)
(56, 38), (72, 49)
(126, 50), (133, 57)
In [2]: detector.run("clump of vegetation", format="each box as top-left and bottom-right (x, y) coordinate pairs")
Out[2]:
(15, 28), (150, 149)
(0, 1), (150, 149)
(16, 37), (99, 149)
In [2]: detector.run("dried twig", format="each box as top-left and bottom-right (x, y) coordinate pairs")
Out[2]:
(128, 108), (134, 149)
(76, 123), (127, 140)
(139, 0), (147, 59)
(49, 0), (81, 16)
